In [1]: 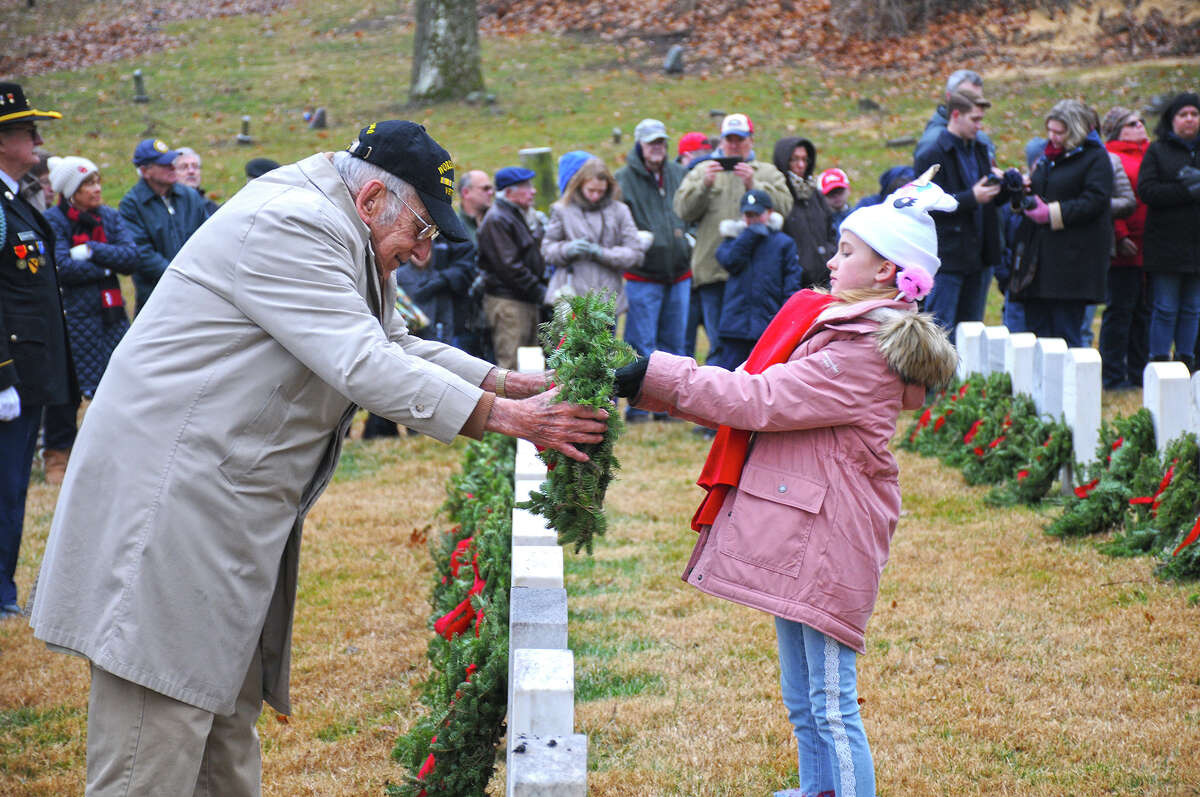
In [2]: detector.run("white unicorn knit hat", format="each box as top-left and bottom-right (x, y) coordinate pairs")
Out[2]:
(839, 166), (958, 276)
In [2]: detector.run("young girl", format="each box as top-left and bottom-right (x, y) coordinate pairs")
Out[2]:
(615, 173), (959, 797)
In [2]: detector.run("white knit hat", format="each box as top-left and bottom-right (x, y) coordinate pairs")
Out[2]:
(48, 155), (99, 199)
(839, 167), (958, 276)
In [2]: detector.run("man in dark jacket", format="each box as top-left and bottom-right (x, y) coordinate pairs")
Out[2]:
(0, 83), (76, 618)
(477, 166), (546, 369)
(118, 138), (209, 313)
(616, 119), (692, 419)
(914, 90), (1008, 340)
(914, 69), (997, 165)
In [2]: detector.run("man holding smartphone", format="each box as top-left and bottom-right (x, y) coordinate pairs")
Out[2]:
(674, 113), (791, 368)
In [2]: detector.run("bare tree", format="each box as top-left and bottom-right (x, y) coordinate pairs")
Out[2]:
(410, 0), (485, 103)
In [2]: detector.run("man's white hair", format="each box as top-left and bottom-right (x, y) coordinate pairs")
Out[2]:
(332, 150), (419, 228)
(176, 146), (201, 165)
(945, 69), (983, 96)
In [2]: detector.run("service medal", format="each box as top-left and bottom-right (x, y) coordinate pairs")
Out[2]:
(28, 257), (39, 274)
(13, 244), (26, 259)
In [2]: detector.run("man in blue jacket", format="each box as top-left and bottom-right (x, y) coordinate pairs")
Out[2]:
(118, 138), (209, 313)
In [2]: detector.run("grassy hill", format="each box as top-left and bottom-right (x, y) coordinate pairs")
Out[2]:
(2, 1), (1200, 794)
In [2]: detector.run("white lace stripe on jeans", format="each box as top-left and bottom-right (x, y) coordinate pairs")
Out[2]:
(824, 633), (856, 797)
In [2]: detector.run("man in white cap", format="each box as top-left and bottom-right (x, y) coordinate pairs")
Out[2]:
(674, 112), (791, 367)
(30, 120), (608, 794)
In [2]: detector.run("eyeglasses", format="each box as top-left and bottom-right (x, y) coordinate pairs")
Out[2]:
(4, 123), (37, 140)
(1124, 119), (1145, 128)
(392, 191), (440, 241)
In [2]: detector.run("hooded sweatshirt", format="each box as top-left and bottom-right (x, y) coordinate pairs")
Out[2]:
(772, 136), (835, 287)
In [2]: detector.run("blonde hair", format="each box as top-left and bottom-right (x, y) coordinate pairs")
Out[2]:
(561, 158), (621, 207)
(815, 285), (902, 305)
(1045, 99), (1092, 151)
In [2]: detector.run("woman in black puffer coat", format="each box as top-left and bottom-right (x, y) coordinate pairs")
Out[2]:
(772, 136), (835, 288)
(1138, 92), (1200, 368)
(1019, 99), (1113, 347)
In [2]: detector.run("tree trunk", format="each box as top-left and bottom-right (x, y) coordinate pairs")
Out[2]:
(410, 0), (485, 103)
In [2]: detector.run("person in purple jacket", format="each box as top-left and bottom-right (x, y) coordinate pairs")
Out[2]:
(615, 173), (959, 797)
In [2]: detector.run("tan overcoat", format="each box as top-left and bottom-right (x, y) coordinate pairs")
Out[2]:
(30, 153), (492, 715)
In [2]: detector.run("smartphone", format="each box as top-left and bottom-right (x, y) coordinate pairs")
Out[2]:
(713, 156), (742, 171)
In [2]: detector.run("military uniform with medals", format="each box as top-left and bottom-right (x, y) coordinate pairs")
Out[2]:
(0, 83), (75, 616)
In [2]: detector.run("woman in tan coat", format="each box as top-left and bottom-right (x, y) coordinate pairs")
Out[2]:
(542, 158), (645, 314)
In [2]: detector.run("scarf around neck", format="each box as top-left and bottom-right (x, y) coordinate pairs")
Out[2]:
(61, 198), (108, 246)
(692, 289), (839, 531)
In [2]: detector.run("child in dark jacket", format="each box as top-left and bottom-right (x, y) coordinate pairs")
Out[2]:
(713, 189), (803, 370)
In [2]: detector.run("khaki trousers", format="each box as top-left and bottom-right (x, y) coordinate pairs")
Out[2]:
(483, 295), (540, 370)
(86, 646), (264, 797)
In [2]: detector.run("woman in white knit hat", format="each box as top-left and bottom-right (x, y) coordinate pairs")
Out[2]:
(613, 171), (959, 797)
(41, 156), (139, 482)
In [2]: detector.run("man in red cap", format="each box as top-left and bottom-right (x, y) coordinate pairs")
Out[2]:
(0, 82), (75, 622)
(30, 121), (608, 794)
(819, 167), (853, 237)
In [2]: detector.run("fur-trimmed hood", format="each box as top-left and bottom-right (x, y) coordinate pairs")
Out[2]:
(718, 212), (784, 238)
(869, 307), (958, 389)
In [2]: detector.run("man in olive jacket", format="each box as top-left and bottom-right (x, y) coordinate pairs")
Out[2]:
(674, 114), (791, 365)
(616, 119), (693, 378)
(30, 122), (608, 795)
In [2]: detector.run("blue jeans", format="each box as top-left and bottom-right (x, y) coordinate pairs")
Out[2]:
(1023, 299), (1088, 348)
(1, 403), (42, 606)
(686, 282), (725, 365)
(1148, 272), (1200, 359)
(775, 618), (876, 797)
(924, 268), (992, 344)
(624, 278), (690, 359)
(1002, 296), (1026, 333)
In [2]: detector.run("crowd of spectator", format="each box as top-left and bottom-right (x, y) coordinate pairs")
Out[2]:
(2, 75), (1199, 623)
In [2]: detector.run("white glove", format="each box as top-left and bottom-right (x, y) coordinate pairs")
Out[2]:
(564, 239), (591, 259)
(69, 243), (92, 261)
(0, 386), (20, 422)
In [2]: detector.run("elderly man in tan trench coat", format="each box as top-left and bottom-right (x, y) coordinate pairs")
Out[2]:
(28, 121), (608, 796)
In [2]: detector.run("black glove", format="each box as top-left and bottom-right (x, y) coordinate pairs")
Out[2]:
(614, 357), (649, 399)
(1179, 165), (1200, 200)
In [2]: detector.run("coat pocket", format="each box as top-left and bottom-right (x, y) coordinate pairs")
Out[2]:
(217, 385), (292, 484)
(6, 313), (51, 391)
(717, 463), (827, 577)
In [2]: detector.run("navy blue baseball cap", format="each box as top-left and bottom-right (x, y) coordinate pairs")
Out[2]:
(132, 138), (181, 167)
(495, 166), (536, 192)
(347, 120), (468, 242)
(740, 188), (773, 213)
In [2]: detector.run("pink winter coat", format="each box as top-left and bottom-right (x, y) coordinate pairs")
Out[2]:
(634, 297), (957, 652)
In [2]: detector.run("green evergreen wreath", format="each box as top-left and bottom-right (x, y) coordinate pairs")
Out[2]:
(521, 294), (635, 554)
(1045, 409), (1156, 538)
(391, 433), (515, 797)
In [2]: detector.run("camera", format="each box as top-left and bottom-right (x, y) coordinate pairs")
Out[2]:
(1001, 168), (1031, 211)
(713, 156), (742, 171)
(983, 173), (1002, 186)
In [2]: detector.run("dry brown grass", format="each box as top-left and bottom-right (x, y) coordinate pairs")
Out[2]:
(3, 408), (1200, 796)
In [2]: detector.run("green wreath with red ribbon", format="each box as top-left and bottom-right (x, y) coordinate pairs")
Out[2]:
(390, 433), (515, 797)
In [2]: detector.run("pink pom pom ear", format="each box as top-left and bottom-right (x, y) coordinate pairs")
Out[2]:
(896, 264), (934, 301)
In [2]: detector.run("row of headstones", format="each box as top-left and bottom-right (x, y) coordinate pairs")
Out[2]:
(954, 321), (1197, 462)
(506, 346), (588, 796)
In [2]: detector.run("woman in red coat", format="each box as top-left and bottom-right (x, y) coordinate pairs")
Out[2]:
(1099, 106), (1150, 389)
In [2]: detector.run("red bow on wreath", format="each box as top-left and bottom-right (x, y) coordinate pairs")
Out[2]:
(1129, 459), (1177, 518)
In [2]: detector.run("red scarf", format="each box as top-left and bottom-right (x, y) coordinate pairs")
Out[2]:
(62, 198), (108, 246)
(691, 289), (839, 530)
(1043, 141), (1065, 161)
